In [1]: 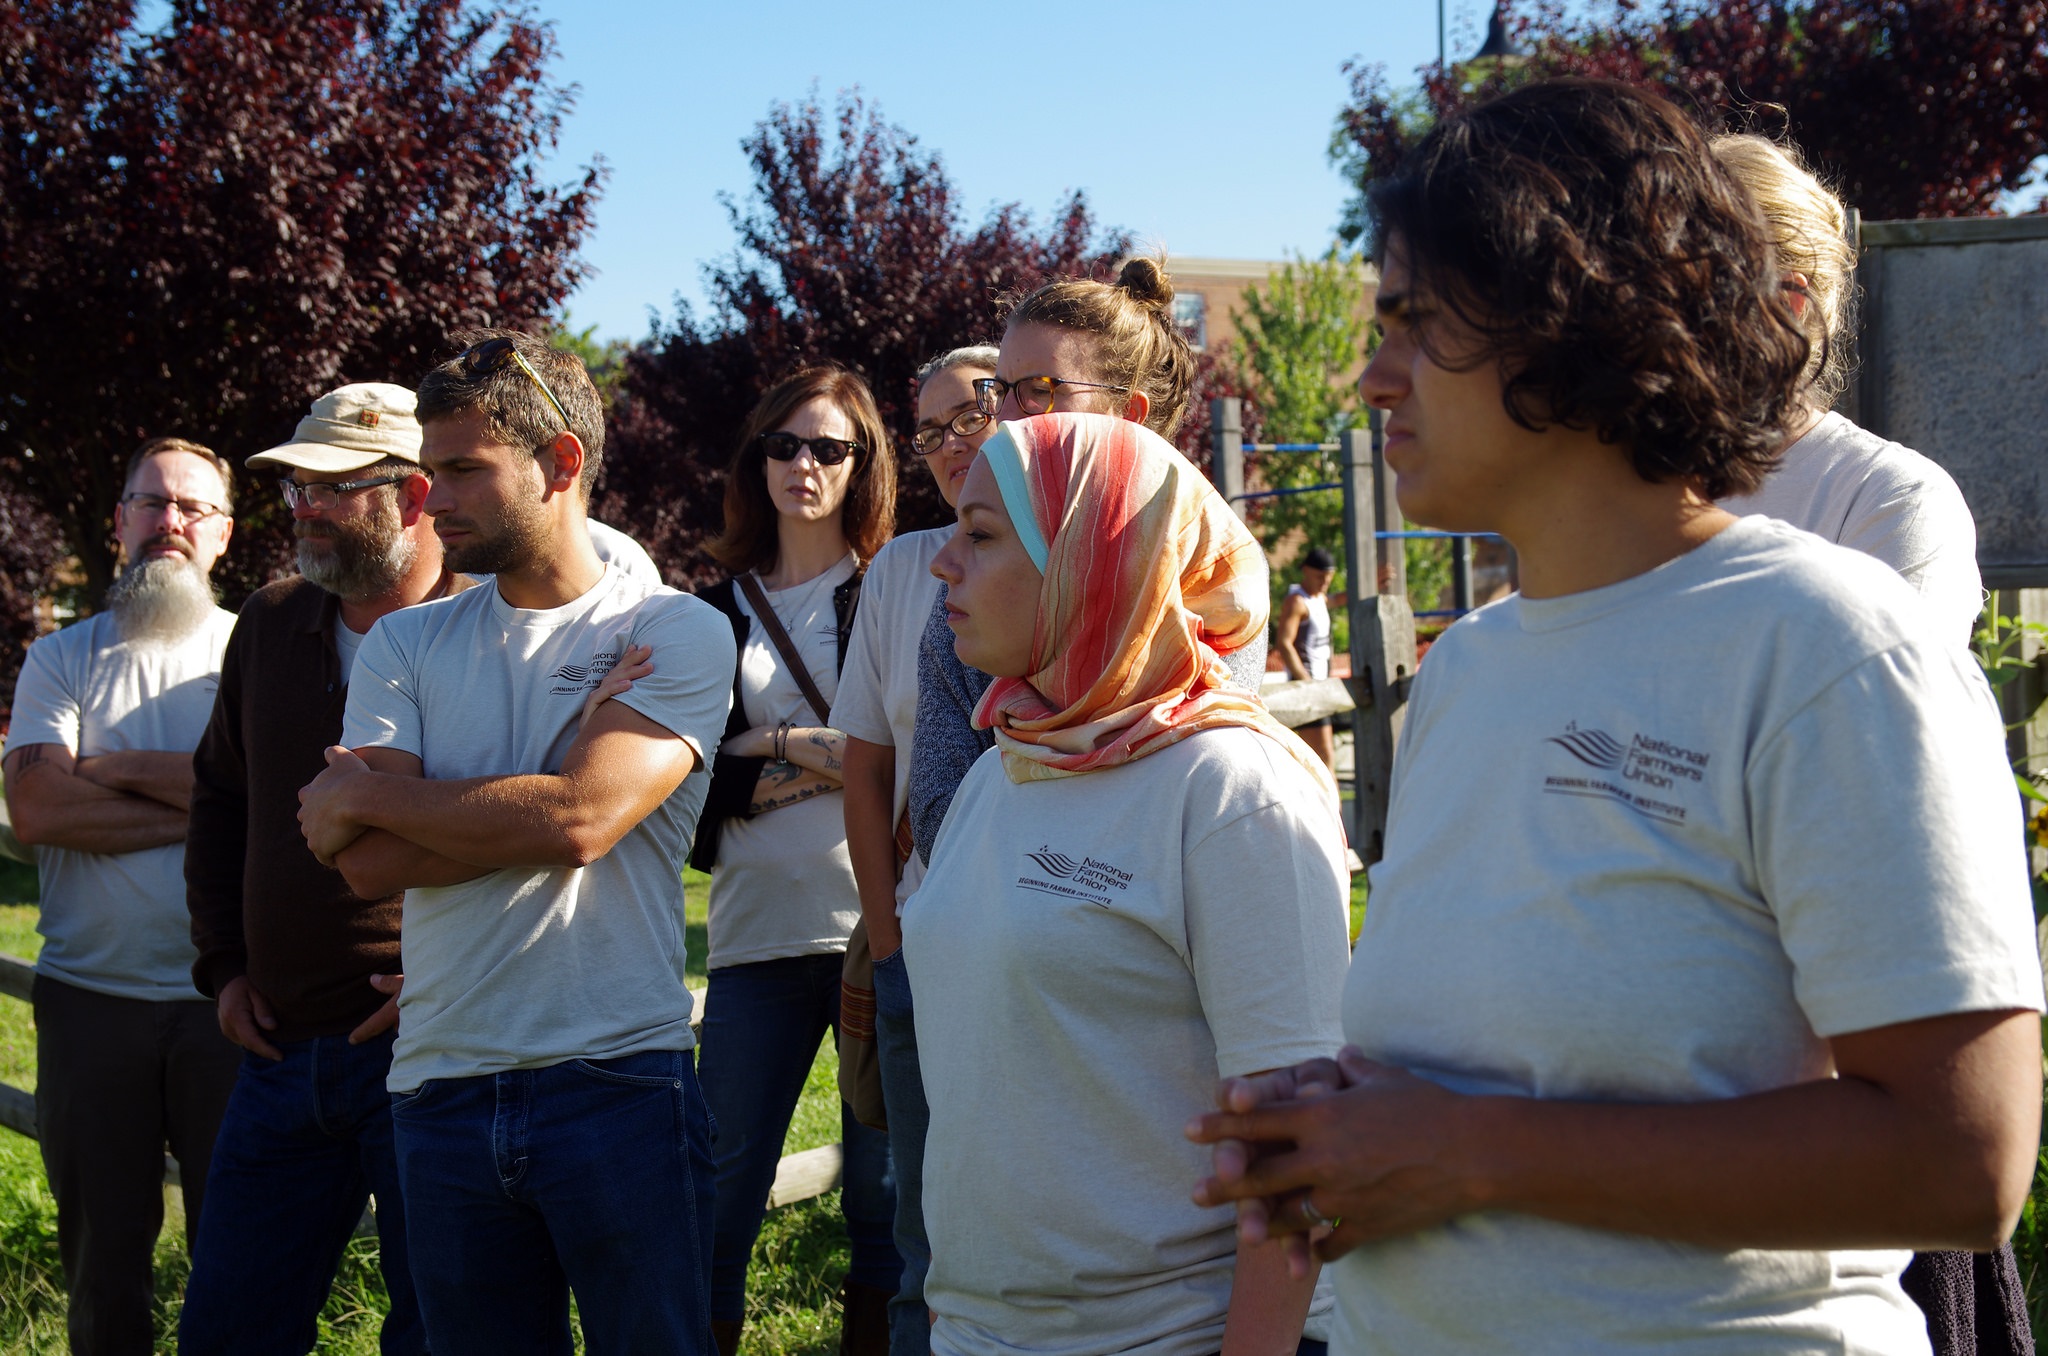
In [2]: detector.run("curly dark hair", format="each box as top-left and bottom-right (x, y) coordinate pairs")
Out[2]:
(1368, 78), (1809, 499)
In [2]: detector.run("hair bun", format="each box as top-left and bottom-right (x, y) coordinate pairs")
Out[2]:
(1116, 255), (1176, 310)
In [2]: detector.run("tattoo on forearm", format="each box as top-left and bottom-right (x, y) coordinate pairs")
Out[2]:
(4, 746), (50, 781)
(750, 781), (828, 814)
(762, 760), (803, 789)
(808, 730), (842, 774)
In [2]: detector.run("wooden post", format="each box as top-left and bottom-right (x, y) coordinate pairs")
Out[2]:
(1341, 417), (1419, 862)
(1451, 535), (1474, 613)
(1370, 410), (1406, 601)
(1209, 398), (1245, 520)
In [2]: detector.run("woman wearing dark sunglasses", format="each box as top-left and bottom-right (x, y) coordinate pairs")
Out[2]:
(690, 366), (902, 1356)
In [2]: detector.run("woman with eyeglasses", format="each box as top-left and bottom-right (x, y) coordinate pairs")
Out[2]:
(906, 411), (1350, 1356)
(828, 344), (999, 1356)
(690, 365), (902, 1356)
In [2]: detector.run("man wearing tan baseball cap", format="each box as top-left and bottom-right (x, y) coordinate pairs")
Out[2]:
(179, 381), (464, 1354)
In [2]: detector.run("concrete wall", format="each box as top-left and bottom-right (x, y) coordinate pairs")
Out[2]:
(1849, 216), (2048, 588)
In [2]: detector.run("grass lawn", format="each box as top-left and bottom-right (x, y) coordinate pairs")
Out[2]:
(0, 865), (851, 1356)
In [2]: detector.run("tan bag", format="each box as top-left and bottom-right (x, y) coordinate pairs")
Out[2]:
(838, 919), (887, 1131)
(839, 809), (915, 1133)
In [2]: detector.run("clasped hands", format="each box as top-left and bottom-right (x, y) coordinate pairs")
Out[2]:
(1185, 1046), (1485, 1276)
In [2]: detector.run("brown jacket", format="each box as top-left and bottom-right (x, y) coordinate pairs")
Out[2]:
(185, 572), (475, 1041)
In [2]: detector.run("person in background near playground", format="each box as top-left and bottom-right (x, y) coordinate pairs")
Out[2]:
(1188, 79), (2044, 1356)
(906, 258), (1265, 868)
(909, 411), (1351, 1356)
(690, 365), (902, 1356)
(1274, 547), (1338, 770)
(294, 329), (735, 1354)
(179, 383), (474, 1355)
(832, 343), (998, 1356)
(1, 438), (242, 1356)
(1713, 130), (2018, 1356)
(1713, 133), (1984, 650)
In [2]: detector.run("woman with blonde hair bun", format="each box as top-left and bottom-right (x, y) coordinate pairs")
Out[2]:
(1713, 133), (1983, 646)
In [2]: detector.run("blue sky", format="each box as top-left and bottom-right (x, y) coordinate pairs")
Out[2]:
(535, 1), (1485, 343)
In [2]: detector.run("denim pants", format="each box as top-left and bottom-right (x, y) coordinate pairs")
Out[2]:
(180, 1029), (425, 1355)
(696, 952), (900, 1325)
(390, 1048), (716, 1356)
(870, 948), (931, 1356)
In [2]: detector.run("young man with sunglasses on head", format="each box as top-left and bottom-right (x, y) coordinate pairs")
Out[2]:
(1, 437), (243, 1355)
(179, 382), (471, 1354)
(296, 329), (735, 1354)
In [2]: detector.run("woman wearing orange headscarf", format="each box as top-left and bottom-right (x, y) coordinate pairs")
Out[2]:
(903, 412), (1351, 1356)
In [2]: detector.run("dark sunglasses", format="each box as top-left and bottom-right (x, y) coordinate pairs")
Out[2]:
(458, 337), (571, 433)
(757, 432), (862, 466)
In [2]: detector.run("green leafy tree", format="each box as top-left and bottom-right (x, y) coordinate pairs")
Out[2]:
(1229, 249), (1450, 628)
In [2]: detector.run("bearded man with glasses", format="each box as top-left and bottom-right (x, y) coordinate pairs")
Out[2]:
(2, 436), (243, 1355)
(177, 382), (470, 1354)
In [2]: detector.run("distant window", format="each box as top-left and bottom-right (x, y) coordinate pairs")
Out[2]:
(1174, 293), (1208, 351)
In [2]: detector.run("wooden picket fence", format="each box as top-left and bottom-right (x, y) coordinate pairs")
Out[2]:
(0, 952), (843, 1207)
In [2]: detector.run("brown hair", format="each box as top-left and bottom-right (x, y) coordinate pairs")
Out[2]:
(1368, 79), (1809, 499)
(124, 437), (235, 512)
(708, 366), (897, 573)
(1001, 256), (1197, 439)
(1711, 132), (1858, 405)
(415, 328), (608, 492)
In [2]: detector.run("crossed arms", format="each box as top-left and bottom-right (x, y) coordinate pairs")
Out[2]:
(4, 744), (196, 855)
(298, 696), (702, 901)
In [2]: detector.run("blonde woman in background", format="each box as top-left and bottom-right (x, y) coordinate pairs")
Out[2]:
(1715, 133), (2019, 1356)
(1713, 134), (1984, 646)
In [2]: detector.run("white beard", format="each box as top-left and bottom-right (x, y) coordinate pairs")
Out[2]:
(106, 555), (218, 644)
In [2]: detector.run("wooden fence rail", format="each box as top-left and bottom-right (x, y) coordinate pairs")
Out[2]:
(0, 951), (842, 1207)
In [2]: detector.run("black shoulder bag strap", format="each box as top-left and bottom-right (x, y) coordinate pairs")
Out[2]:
(735, 571), (833, 726)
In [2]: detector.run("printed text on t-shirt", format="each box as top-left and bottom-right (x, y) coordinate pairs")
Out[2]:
(1542, 722), (1710, 824)
(1017, 848), (1136, 909)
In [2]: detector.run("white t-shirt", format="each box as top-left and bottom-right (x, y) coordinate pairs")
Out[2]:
(829, 527), (948, 910)
(5, 608), (235, 1000)
(1337, 517), (2042, 1356)
(1285, 583), (1332, 680)
(587, 518), (665, 588)
(1721, 412), (1982, 644)
(706, 555), (862, 969)
(332, 613), (366, 682)
(905, 727), (1351, 1356)
(342, 563), (734, 1092)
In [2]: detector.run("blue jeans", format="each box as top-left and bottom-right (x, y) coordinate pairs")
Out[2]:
(390, 1048), (716, 1356)
(697, 953), (900, 1324)
(180, 1029), (424, 1355)
(871, 948), (930, 1356)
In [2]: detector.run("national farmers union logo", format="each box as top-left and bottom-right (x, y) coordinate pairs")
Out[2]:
(1541, 722), (1711, 824)
(1016, 846), (1136, 909)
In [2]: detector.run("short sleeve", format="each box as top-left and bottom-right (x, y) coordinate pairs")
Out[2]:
(1183, 786), (1352, 1078)
(612, 597), (736, 763)
(1749, 641), (2043, 1037)
(5, 628), (85, 755)
(340, 615), (424, 757)
(830, 560), (894, 747)
(1837, 462), (1983, 647)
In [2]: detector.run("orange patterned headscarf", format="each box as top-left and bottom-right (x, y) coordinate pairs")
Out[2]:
(972, 412), (1336, 792)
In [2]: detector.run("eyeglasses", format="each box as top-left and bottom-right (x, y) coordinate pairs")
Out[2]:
(972, 374), (1131, 419)
(757, 432), (862, 466)
(120, 492), (228, 524)
(279, 474), (414, 512)
(459, 337), (572, 433)
(911, 407), (993, 456)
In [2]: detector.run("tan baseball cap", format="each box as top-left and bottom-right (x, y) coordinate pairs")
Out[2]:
(246, 383), (423, 473)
